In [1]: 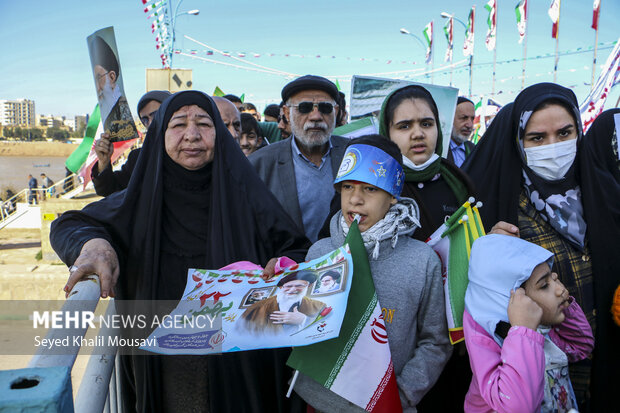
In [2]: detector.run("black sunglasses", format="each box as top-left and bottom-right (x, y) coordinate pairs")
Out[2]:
(290, 101), (336, 115)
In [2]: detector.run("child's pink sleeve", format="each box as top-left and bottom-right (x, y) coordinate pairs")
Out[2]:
(464, 310), (545, 413)
(549, 297), (595, 362)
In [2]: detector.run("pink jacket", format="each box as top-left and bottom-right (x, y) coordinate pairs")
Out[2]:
(463, 299), (594, 413)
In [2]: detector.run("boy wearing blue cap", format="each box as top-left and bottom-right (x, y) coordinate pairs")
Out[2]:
(292, 135), (452, 412)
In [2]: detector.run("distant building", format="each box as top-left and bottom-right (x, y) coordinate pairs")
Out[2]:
(63, 118), (75, 131)
(0, 99), (36, 127)
(75, 114), (88, 132)
(37, 114), (64, 129)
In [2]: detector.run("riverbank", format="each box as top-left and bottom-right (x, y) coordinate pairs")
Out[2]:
(0, 141), (79, 157)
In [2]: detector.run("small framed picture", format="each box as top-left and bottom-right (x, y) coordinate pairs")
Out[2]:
(239, 286), (276, 309)
(310, 261), (347, 297)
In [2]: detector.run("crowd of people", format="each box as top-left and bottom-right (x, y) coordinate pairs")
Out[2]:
(50, 74), (619, 413)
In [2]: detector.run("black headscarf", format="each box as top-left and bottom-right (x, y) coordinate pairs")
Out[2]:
(462, 86), (619, 411)
(51, 91), (310, 412)
(580, 109), (620, 412)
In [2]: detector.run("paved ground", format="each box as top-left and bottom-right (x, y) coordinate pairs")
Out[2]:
(0, 230), (90, 399)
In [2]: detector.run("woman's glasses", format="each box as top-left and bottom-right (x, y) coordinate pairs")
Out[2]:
(290, 102), (336, 115)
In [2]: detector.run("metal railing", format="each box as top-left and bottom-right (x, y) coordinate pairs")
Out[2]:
(27, 276), (122, 413)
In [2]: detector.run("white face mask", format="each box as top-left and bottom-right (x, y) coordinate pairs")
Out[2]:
(523, 139), (577, 181)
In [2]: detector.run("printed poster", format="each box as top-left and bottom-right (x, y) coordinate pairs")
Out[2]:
(349, 75), (459, 158)
(87, 27), (138, 142)
(141, 245), (353, 355)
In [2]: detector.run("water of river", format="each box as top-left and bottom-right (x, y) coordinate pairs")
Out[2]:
(0, 156), (69, 194)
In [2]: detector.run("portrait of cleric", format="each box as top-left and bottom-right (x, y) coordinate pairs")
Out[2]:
(312, 270), (342, 295)
(88, 31), (138, 141)
(239, 270), (326, 335)
(241, 287), (274, 307)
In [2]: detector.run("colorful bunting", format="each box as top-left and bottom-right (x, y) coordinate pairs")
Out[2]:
(422, 21), (433, 63)
(548, 0), (561, 39)
(463, 6), (475, 57)
(485, 0), (497, 51)
(444, 17), (454, 63)
(515, 0), (527, 44)
(592, 0), (601, 30)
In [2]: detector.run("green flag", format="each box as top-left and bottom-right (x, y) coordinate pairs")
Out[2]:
(213, 86), (225, 97)
(65, 104), (100, 173)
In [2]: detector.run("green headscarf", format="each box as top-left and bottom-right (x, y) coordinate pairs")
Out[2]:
(378, 85), (468, 203)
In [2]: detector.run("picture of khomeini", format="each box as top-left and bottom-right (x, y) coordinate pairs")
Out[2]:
(240, 270), (326, 335)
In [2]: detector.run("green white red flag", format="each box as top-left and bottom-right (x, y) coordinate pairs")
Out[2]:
(422, 21), (433, 63)
(548, 0), (561, 39)
(579, 38), (620, 132)
(426, 198), (486, 344)
(515, 0), (527, 44)
(485, 0), (497, 51)
(592, 0), (601, 30)
(463, 7), (475, 57)
(444, 17), (453, 63)
(287, 220), (402, 412)
(65, 104), (101, 174)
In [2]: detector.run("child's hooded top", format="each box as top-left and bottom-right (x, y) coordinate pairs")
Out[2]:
(463, 234), (594, 413)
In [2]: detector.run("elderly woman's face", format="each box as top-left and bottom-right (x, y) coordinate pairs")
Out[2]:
(523, 104), (577, 148)
(165, 105), (216, 170)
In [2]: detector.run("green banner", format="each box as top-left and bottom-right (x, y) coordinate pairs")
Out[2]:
(65, 104), (100, 173)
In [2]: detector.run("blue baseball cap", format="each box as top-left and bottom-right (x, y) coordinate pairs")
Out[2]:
(334, 142), (404, 199)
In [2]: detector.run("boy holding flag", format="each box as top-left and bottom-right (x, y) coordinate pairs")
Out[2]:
(290, 135), (451, 412)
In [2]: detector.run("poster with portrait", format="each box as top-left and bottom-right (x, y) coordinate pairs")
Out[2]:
(349, 75), (459, 158)
(87, 27), (138, 142)
(141, 245), (353, 355)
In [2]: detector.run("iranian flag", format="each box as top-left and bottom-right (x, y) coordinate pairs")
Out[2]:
(426, 198), (486, 344)
(444, 17), (453, 63)
(548, 0), (561, 39)
(422, 21), (433, 63)
(471, 97), (484, 144)
(515, 0), (527, 44)
(287, 221), (402, 413)
(463, 6), (475, 57)
(592, 0), (601, 30)
(65, 104), (101, 173)
(485, 0), (497, 51)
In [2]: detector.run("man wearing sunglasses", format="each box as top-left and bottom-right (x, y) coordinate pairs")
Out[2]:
(249, 75), (348, 242)
(92, 90), (171, 197)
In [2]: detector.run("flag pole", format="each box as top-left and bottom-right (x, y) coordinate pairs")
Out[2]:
(521, 3), (528, 90)
(591, 1), (600, 90)
(553, 0), (561, 83)
(492, 4), (497, 95)
(431, 24), (435, 84)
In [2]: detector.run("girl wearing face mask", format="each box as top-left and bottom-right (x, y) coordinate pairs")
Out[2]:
(462, 83), (620, 412)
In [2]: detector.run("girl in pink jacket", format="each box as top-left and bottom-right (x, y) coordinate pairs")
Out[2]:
(463, 234), (594, 413)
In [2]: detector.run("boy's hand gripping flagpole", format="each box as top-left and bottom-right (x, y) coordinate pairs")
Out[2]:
(287, 215), (402, 412)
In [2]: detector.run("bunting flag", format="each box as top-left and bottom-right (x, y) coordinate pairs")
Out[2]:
(485, 0), (497, 51)
(426, 198), (486, 344)
(212, 86), (225, 97)
(471, 98), (484, 144)
(592, 0), (601, 30)
(444, 17), (454, 63)
(515, 0), (527, 44)
(463, 6), (475, 57)
(141, 0), (171, 67)
(65, 104), (101, 173)
(580, 38), (620, 132)
(287, 221), (402, 413)
(548, 0), (561, 39)
(423, 21), (433, 63)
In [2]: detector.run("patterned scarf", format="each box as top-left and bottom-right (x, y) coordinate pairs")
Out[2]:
(340, 198), (420, 259)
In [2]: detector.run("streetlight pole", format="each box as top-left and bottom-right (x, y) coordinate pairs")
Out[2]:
(441, 12), (472, 96)
(169, 0), (199, 68)
(399, 28), (429, 82)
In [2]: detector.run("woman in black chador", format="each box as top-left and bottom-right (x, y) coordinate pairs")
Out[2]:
(51, 91), (310, 412)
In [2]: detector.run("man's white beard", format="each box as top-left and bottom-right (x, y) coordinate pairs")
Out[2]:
(290, 114), (334, 149)
(451, 132), (467, 145)
(98, 76), (122, 122)
(276, 286), (308, 311)
(317, 281), (335, 293)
